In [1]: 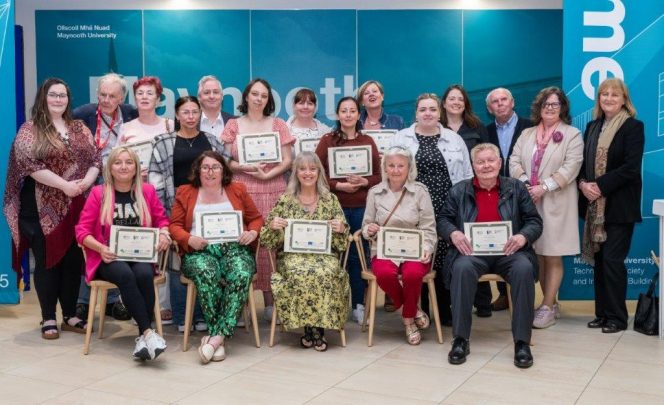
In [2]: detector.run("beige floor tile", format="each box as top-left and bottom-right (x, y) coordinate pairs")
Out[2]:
(531, 328), (620, 357)
(177, 374), (328, 405)
(308, 387), (437, 405)
(587, 358), (664, 397)
(337, 359), (473, 402)
(607, 333), (664, 365)
(0, 373), (74, 403)
(442, 372), (584, 404)
(42, 388), (166, 404)
(576, 386), (664, 405)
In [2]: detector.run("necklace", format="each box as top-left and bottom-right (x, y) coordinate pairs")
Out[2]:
(179, 132), (198, 147)
(298, 194), (318, 211)
(59, 130), (70, 147)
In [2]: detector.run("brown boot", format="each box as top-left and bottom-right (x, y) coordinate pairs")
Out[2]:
(491, 295), (509, 311)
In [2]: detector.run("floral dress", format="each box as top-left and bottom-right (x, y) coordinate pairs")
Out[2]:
(260, 193), (350, 330)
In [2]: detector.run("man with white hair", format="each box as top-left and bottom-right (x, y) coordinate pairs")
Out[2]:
(197, 75), (235, 139)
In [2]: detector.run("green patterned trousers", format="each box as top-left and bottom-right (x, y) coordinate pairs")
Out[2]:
(181, 242), (255, 337)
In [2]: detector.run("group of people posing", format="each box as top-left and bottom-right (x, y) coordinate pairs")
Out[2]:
(4, 72), (644, 370)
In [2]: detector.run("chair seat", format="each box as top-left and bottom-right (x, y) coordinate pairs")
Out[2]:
(88, 280), (118, 289)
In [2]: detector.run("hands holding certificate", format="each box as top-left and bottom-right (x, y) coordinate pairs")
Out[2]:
(450, 230), (527, 256)
(270, 217), (345, 234)
(189, 230), (257, 250)
(335, 174), (369, 193)
(366, 224), (432, 263)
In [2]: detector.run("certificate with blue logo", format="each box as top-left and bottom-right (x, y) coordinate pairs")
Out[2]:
(109, 225), (159, 263)
(237, 132), (282, 165)
(284, 219), (331, 254)
(464, 221), (512, 255)
(195, 211), (243, 244)
(328, 145), (372, 178)
(377, 227), (424, 262)
(362, 129), (397, 154)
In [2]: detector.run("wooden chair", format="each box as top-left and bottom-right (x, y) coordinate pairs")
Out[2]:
(354, 230), (444, 346)
(181, 247), (261, 351)
(82, 248), (169, 355)
(478, 273), (512, 319)
(267, 235), (353, 347)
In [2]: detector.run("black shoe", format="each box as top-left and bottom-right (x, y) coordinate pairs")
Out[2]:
(475, 307), (492, 318)
(448, 337), (470, 365)
(514, 340), (533, 368)
(106, 301), (131, 321)
(587, 317), (607, 328)
(601, 322), (625, 334)
(75, 303), (89, 320)
(441, 318), (453, 327)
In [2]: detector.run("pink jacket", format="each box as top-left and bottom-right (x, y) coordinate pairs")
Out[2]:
(75, 184), (170, 282)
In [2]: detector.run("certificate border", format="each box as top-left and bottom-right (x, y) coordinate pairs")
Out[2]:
(119, 139), (153, 169)
(464, 221), (513, 256)
(198, 211), (243, 244)
(238, 132), (282, 165)
(110, 226), (159, 263)
(378, 228), (424, 261)
(328, 145), (372, 178)
(295, 137), (321, 155)
(284, 219), (332, 254)
(361, 129), (397, 154)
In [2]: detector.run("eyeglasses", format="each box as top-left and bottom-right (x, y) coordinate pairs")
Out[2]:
(47, 92), (68, 100)
(543, 102), (561, 110)
(201, 165), (222, 172)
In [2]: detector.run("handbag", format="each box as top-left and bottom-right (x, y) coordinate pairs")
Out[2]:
(633, 270), (659, 336)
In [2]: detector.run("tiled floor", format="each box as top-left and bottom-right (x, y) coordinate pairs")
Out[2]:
(1, 289), (663, 404)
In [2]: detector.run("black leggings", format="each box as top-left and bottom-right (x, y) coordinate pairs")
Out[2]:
(96, 261), (154, 335)
(20, 219), (82, 321)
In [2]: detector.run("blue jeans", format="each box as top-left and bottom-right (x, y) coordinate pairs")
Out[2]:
(169, 270), (203, 326)
(343, 207), (368, 308)
(77, 276), (120, 304)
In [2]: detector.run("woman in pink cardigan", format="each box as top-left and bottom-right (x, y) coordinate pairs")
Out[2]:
(75, 147), (171, 360)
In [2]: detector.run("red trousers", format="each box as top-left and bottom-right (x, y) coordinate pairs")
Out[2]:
(371, 258), (429, 318)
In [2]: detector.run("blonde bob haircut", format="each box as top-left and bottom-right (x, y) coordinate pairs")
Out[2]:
(99, 147), (151, 227)
(285, 151), (330, 197)
(381, 146), (418, 183)
(470, 143), (501, 163)
(592, 78), (637, 120)
(356, 80), (385, 106)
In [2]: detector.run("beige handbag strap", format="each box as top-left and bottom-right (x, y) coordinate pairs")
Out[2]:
(382, 189), (407, 227)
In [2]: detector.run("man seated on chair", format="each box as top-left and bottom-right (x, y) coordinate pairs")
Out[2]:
(437, 143), (542, 368)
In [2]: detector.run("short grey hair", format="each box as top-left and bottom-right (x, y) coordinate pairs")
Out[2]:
(470, 143), (501, 162)
(97, 73), (128, 98)
(197, 75), (223, 97)
(381, 146), (418, 183)
(485, 87), (514, 106)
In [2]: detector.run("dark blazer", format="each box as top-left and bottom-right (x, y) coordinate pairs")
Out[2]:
(221, 111), (235, 123)
(72, 103), (138, 134)
(437, 176), (543, 286)
(487, 116), (533, 176)
(578, 117), (644, 224)
(455, 122), (489, 153)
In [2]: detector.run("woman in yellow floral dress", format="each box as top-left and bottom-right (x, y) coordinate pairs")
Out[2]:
(260, 151), (349, 351)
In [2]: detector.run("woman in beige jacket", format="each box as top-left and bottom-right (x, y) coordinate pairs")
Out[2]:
(509, 87), (583, 329)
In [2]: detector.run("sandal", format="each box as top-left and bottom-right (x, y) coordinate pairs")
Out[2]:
(61, 317), (87, 334)
(384, 296), (397, 313)
(414, 309), (430, 330)
(311, 327), (328, 352)
(161, 309), (173, 325)
(40, 320), (59, 340)
(405, 322), (421, 345)
(300, 326), (314, 349)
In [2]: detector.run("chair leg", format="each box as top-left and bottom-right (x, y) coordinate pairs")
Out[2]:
(269, 302), (278, 347)
(361, 287), (369, 332)
(183, 283), (196, 352)
(97, 288), (109, 339)
(83, 285), (98, 355)
(153, 282), (163, 336)
(427, 279), (444, 344)
(367, 279), (378, 347)
(247, 282), (260, 348)
(340, 328), (346, 347)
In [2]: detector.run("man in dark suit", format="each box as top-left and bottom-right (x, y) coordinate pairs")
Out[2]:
(475, 88), (533, 313)
(72, 72), (137, 321)
(198, 75), (236, 139)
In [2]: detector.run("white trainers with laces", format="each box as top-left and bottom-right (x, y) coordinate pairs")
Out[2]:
(132, 335), (150, 360)
(144, 330), (167, 359)
(352, 304), (365, 325)
(194, 320), (208, 332)
(263, 305), (281, 325)
(533, 305), (556, 329)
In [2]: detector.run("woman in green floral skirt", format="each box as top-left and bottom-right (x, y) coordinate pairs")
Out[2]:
(260, 151), (349, 351)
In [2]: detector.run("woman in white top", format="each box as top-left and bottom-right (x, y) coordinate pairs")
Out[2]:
(286, 88), (331, 157)
(121, 76), (174, 146)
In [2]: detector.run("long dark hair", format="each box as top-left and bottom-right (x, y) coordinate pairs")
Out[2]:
(173, 95), (201, 131)
(332, 96), (363, 146)
(31, 77), (74, 159)
(440, 84), (482, 129)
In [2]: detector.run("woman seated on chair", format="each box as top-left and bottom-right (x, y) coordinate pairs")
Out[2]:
(361, 146), (437, 345)
(75, 147), (171, 360)
(260, 151), (350, 352)
(169, 150), (263, 364)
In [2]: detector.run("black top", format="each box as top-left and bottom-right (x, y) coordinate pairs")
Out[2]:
(19, 177), (39, 222)
(113, 190), (141, 227)
(173, 132), (212, 188)
(452, 122), (488, 153)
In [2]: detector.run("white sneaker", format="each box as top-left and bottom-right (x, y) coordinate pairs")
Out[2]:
(263, 306), (281, 325)
(236, 317), (246, 328)
(177, 324), (194, 333)
(194, 320), (208, 332)
(352, 304), (365, 325)
(132, 335), (150, 360)
(533, 305), (556, 329)
(144, 330), (167, 359)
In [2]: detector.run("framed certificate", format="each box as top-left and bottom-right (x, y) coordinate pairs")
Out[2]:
(109, 225), (159, 263)
(120, 140), (153, 170)
(237, 132), (282, 165)
(195, 211), (243, 244)
(361, 130), (397, 154)
(284, 219), (332, 254)
(463, 221), (513, 256)
(377, 227), (424, 262)
(328, 145), (372, 178)
(295, 137), (321, 155)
